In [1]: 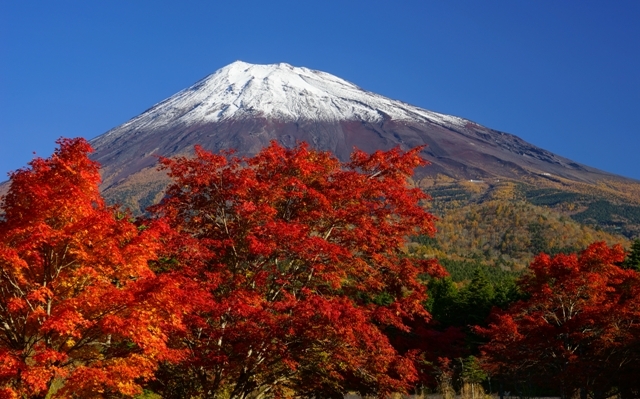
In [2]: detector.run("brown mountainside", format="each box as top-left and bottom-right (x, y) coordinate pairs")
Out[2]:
(87, 62), (639, 220)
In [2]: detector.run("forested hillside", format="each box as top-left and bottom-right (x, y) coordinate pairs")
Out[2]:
(411, 177), (633, 271)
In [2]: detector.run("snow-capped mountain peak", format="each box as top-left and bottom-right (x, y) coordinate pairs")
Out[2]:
(87, 61), (631, 216)
(100, 61), (466, 141)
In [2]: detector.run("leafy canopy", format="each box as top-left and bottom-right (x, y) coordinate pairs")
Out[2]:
(149, 141), (445, 398)
(0, 138), (182, 398)
(477, 242), (640, 397)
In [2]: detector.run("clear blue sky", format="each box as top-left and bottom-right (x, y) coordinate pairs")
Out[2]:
(1, 1), (639, 180)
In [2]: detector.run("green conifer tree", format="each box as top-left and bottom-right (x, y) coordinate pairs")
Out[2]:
(623, 239), (640, 271)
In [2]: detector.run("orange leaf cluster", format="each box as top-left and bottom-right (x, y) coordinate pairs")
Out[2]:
(478, 242), (640, 396)
(0, 139), (183, 398)
(148, 141), (444, 397)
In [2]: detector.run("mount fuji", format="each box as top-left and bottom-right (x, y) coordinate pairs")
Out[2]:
(88, 61), (634, 212)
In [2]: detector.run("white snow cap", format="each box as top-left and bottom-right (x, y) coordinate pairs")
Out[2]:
(113, 61), (466, 131)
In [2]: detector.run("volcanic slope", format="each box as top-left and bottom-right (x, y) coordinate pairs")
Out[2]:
(88, 61), (640, 244)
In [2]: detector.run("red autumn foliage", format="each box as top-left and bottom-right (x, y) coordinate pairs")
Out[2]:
(477, 242), (640, 397)
(0, 138), (182, 398)
(149, 142), (445, 398)
(7, 137), (639, 398)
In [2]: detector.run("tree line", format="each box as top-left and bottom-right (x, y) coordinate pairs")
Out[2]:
(0, 138), (639, 398)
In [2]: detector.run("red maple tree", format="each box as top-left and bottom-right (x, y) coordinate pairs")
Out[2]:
(0, 138), (182, 398)
(477, 242), (640, 398)
(149, 142), (445, 398)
